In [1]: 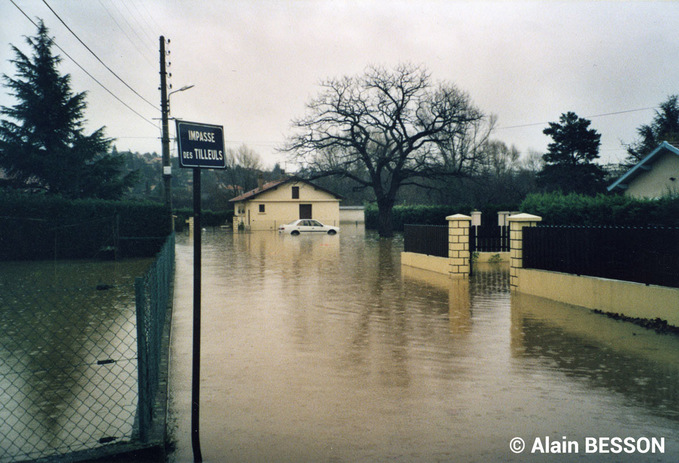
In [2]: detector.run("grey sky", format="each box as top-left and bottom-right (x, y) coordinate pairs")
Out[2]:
(2, 1), (679, 168)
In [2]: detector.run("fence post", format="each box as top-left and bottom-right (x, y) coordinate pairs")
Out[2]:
(135, 276), (150, 443)
(508, 213), (542, 290)
(447, 214), (472, 278)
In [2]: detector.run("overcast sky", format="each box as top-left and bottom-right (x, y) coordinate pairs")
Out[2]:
(2, 0), (679, 168)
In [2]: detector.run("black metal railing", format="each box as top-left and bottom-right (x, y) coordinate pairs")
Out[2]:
(470, 224), (509, 253)
(403, 224), (448, 258)
(523, 226), (679, 288)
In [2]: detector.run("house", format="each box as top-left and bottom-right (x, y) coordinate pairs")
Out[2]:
(608, 141), (679, 199)
(229, 176), (343, 231)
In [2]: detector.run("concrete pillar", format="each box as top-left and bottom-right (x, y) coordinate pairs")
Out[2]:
(508, 213), (542, 290)
(446, 214), (472, 278)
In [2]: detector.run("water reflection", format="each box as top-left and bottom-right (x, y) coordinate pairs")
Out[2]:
(512, 292), (679, 421)
(169, 227), (679, 462)
(0, 259), (149, 461)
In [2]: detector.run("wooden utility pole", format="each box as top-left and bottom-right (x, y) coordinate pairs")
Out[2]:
(160, 36), (172, 210)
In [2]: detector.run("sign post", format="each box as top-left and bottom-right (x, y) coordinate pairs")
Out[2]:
(176, 120), (226, 463)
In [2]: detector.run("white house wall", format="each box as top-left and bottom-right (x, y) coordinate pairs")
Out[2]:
(626, 152), (679, 199)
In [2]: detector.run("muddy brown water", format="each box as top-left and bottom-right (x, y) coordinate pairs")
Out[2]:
(167, 226), (679, 462)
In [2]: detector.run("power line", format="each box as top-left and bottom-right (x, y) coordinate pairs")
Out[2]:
(107, 0), (156, 59)
(120, 0), (156, 46)
(97, 0), (156, 68)
(41, 0), (158, 111)
(497, 106), (657, 130)
(9, 0), (157, 129)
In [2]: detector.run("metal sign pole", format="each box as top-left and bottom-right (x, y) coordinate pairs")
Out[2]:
(174, 119), (225, 463)
(191, 167), (203, 463)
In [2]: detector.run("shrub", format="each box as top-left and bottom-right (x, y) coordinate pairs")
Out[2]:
(173, 208), (233, 232)
(0, 191), (172, 260)
(519, 192), (679, 226)
(365, 203), (519, 231)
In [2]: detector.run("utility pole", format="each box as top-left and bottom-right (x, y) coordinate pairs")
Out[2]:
(160, 36), (171, 210)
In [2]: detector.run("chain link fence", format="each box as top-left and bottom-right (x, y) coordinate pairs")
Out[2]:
(0, 234), (174, 462)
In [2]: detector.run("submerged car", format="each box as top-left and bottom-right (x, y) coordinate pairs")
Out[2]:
(278, 219), (339, 236)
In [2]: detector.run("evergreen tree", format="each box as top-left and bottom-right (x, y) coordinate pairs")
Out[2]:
(625, 95), (679, 164)
(0, 21), (137, 199)
(537, 112), (606, 195)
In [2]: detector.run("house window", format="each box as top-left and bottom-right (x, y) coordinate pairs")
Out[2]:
(292, 186), (300, 199)
(259, 204), (265, 213)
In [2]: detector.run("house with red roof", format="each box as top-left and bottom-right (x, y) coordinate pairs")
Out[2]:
(229, 176), (343, 231)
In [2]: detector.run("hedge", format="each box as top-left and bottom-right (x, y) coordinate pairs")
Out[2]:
(0, 191), (172, 260)
(364, 203), (519, 231)
(173, 208), (233, 232)
(520, 192), (679, 226)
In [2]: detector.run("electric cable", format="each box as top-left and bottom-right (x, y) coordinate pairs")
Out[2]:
(41, 0), (158, 111)
(497, 107), (657, 130)
(9, 0), (158, 129)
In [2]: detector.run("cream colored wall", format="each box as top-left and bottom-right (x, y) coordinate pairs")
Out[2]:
(626, 152), (679, 199)
(517, 268), (679, 327)
(340, 207), (365, 223)
(232, 181), (340, 231)
(400, 251), (509, 275)
(401, 252), (451, 275)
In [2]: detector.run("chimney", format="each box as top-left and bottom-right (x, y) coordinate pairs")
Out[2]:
(257, 173), (264, 190)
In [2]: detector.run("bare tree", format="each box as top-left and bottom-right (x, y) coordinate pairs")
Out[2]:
(284, 63), (492, 237)
(224, 144), (263, 194)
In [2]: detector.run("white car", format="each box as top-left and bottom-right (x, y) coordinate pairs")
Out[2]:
(278, 219), (339, 236)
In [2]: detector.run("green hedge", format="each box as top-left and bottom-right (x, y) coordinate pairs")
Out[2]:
(520, 192), (679, 226)
(173, 208), (233, 232)
(365, 203), (519, 231)
(0, 191), (172, 260)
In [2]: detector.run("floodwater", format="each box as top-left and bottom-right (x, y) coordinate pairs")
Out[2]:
(168, 226), (679, 462)
(0, 258), (151, 462)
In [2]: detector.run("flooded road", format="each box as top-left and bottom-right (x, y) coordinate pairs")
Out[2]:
(168, 226), (679, 462)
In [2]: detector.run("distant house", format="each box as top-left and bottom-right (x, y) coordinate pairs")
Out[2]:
(229, 177), (343, 231)
(608, 141), (679, 199)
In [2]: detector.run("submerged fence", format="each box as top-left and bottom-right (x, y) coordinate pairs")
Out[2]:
(404, 222), (509, 259)
(470, 224), (509, 253)
(403, 224), (448, 257)
(523, 226), (679, 289)
(135, 233), (175, 443)
(0, 233), (174, 462)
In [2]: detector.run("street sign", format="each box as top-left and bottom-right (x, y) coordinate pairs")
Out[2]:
(175, 120), (225, 463)
(176, 120), (226, 169)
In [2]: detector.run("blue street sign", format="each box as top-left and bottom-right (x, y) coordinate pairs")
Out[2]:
(176, 120), (226, 169)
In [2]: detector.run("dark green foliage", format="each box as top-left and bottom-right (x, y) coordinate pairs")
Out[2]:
(173, 208), (233, 232)
(0, 21), (136, 199)
(537, 112), (606, 195)
(365, 203), (518, 232)
(520, 192), (679, 226)
(626, 95), (679, 164)
(0, 191), (171, 260)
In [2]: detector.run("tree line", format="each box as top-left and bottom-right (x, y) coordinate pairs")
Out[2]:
(2, 22), (679, 237)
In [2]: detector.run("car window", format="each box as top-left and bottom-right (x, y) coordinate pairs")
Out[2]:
(300, 220), (310, 227)
(310, 220), (322, 226)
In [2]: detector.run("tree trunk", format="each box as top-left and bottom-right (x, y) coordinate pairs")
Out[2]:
(377, 200), (395, 238)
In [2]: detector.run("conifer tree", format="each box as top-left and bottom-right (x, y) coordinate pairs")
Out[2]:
(626, 95), (679, 164)
(0, 21), (137, 199)
(537, 112), (606, 195)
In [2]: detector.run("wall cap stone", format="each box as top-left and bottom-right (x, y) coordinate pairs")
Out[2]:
(507, 213), (543, 222)
(446, 214), (472, 221)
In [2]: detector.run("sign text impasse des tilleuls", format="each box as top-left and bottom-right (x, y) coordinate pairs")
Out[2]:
(175, 119), (225, 463)
(176, 120), (226, 169)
